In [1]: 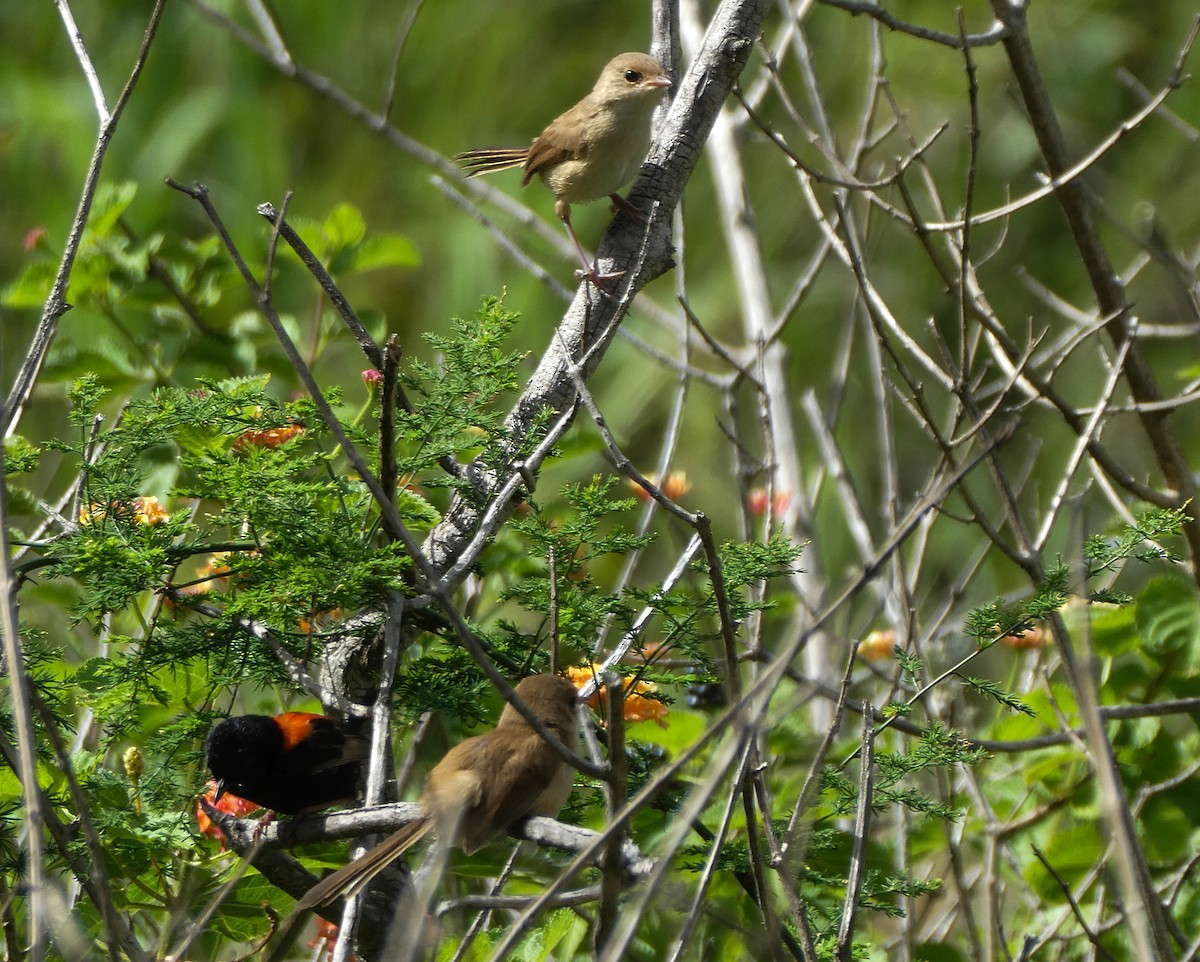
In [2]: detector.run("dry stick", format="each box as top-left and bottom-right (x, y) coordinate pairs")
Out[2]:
(596, 696), (797, 962)
(566, 371), (792, 945)
(815, 0), (1007, 47)
(3, 0), (167, 439)
(254, 209), (458, 474)
(548, 545), (560, 674)
(993, 3), (1200, 576)
(666, 739), (766, 962)
(501, 439), (1008, 961)
(255, 207), (467, 483)
(595, 674), (627, 955)
(837, 185), (1036, 583)
(561, 372), (797, 947)
(591, 294), (692, 658)
(680, 0), (811, 586)
(0, 730), (147, 962)
(994, 7), (1194, 953)
(695, 510), (785, 950)
(255, 204), (382, 366)
(379, 335), (402, 509)
(776, 644), (862, 954)
(680, 6), (825, 932)
(440, 886), (601, 916)
(564, 339), (785, 950)
(689, 748), (810, 962)
(835, 713), (876, 962)
(582, 534), (703, 699)
(893, 176), (1172, 514)
(446, 847), (521, 962)
(904, 57), (1194, 234)
(242, 0), (289, 65)
(956, 8), (981, 393)
(167, 179), (600, 780)
(1047, 604), (1172, 958)
(1032, 330), (1136, 553)
(331, 593), (407, 962)
(735, 74), (947, 193)
(28, 691), (146, 962)
(381, 0), (424, 120)
(1030, 845), (1121, 962)
(0, 406), (47, 962)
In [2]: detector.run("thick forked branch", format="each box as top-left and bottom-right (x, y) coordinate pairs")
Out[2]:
(424, 0), (771, 578)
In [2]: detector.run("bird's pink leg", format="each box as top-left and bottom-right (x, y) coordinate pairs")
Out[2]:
(557, 199), (624, 285)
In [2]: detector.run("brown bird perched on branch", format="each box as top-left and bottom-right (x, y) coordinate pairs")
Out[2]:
(455, 52), (671, 285)
(295, 673), (581, 910)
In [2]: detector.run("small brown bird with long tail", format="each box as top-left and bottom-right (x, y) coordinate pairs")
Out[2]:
(456, 52), (671, 285)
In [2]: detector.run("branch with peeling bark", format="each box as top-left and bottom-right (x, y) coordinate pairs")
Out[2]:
(205, 802), (655, 917)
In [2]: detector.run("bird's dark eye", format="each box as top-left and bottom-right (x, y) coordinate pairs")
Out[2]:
(624, 69), (642, 83)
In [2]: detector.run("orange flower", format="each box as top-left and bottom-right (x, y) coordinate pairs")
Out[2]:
(565, 664), (669, 727)
(171, 552), (245, 602)
(308, 918), (353, 960)
(748, 487), (792, 517)
(196, 781), (261, 849)
(297, 608), (343, 634)
(79, 496), (169, 526)
(857, 629), (897, 662)
(628, 471), (692, 503)
(999, 625), (1047, 650)
(234, 424), (305, 451)
(199, 552), (233, 579)
(133, 497), (169, 525)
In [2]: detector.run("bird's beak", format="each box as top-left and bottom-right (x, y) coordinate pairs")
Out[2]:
(213, 779), (227, 803)
(645, 75), (672, 90)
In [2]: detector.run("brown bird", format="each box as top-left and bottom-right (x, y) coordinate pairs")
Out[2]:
(296, 673), (581, 910)
(456, 52), (671, 285)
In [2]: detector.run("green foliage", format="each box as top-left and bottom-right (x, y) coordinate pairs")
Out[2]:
(3, 297), (820, 960)
(3, 436), (40, 475)
(399, 298), (533, 487)
(291, 202), (421, 277)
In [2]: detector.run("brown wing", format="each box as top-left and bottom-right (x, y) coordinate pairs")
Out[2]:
(423, 740), (487, 841)
(520, 99), (593, 187)
(460, 730), (563, 852)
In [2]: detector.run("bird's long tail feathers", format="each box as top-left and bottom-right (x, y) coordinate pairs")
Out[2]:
(454, 147), (530, 178)
(296, 816), (433, 910)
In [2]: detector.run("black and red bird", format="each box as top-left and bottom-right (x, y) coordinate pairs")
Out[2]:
(205, 712), (365, 815)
